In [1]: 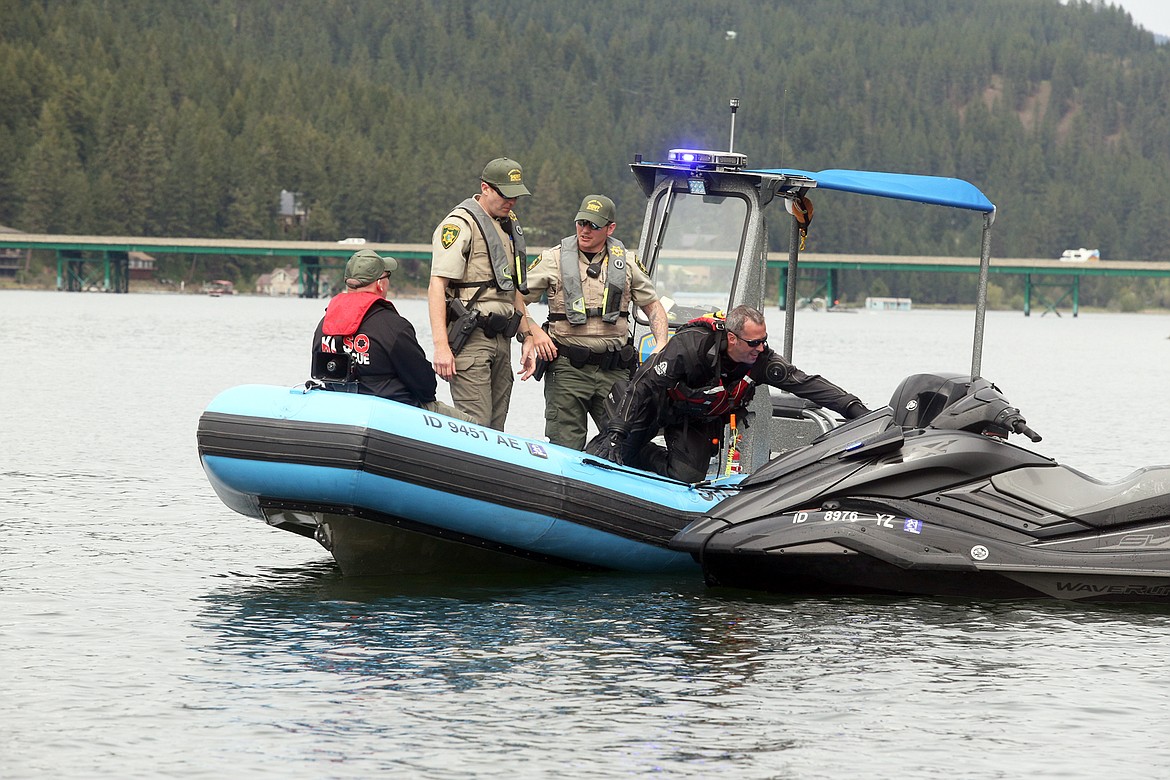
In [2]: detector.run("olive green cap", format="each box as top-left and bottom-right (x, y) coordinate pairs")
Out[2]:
(344, 248), (398, 287)
(481, 157), (531, 198)
(575, 194), (615, 226)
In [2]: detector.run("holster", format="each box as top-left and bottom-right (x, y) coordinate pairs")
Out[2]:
(482, 310), (522, 339)
(532, 356), (550, 382)
(446, 297), (482, 355)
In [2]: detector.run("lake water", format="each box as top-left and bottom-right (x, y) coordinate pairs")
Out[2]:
(3, 290), (1170, 778)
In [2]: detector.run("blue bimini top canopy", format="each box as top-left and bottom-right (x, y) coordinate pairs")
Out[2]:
(754, 168), (996, 214)
(754, 166), (996, 380)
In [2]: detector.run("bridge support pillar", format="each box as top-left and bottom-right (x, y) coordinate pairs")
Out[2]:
(1024, 274), (1080, 317)
(298, 254), (347, 298)
(777, 268), (836, 310)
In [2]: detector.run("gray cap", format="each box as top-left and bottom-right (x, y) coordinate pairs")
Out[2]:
(481, 157), (531, 198)
(345, 248), (398, 287)
(575, 194), (615, 226)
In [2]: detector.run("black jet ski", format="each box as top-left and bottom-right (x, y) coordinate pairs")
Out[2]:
(672, 372), (1170, 603)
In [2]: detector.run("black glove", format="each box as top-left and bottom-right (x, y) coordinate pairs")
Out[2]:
(586, 420), (629, 465)
(600, 429), (627, 465)
(843, 400), (871, 420)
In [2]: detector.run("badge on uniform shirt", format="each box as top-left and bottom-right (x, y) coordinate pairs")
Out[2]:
(440, 223), (461, 249)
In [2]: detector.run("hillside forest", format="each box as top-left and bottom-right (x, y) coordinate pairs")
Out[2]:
(2, 0), (1170, 309)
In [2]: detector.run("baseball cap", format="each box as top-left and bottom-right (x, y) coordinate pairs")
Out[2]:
(345, 248), (398, 287)
(575, 194), (615, 226)
(481, 157), (531, 198)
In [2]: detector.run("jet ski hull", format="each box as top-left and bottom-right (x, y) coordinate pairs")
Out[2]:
(673, 374), (1170, 604)
(684, 508), (1170, 603)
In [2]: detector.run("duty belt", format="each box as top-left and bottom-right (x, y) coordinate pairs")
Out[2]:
(547, 309), (629, 321)
(552, 340), (637, 371)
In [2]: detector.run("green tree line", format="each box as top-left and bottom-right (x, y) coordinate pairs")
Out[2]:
(2, 0), (1169, 307)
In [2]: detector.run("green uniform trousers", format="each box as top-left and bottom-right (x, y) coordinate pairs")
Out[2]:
(450, 329), (513, 430)
(543, 359), (628, 450)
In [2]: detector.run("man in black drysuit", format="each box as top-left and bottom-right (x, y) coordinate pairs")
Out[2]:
(586, 304), (870, 482)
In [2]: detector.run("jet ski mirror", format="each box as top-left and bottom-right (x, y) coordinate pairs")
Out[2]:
(888, 372), (974, 429)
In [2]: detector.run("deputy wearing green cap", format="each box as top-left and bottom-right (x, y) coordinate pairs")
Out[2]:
(313, 249), (473, 421)
(515, 195), (669, 450)
(428, 157), (534, 430)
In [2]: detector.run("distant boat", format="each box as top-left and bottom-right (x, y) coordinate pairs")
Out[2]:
(204, 279), (236, 296)
(865, 296), (912, 311)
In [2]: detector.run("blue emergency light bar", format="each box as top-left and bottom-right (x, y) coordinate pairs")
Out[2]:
(668, 148), (748, 170)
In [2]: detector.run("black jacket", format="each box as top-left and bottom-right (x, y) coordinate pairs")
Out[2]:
(312, 292), (438, 406)
(607, 322), (868, 434)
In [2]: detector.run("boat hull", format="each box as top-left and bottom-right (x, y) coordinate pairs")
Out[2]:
(198, 385), (737, 575)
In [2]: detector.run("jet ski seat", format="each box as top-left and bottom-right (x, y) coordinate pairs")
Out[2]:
(991, 465), (1170, 528)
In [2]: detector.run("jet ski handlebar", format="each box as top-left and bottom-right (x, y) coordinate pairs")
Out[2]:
(889, 373), (1042, 442)
(1010, 417), (1042, 443)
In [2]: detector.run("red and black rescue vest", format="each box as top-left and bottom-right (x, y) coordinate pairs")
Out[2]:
(666, 315), (755, 418)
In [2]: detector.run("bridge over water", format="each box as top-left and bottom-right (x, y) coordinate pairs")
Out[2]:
(788, 252), (1170, 316)
(2, 232), (1169, 316)
(0, 233), (433, 297)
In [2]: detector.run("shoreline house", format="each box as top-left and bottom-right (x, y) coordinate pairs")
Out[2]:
(0, 224), (27, 278)
(128, 251), (156, 280)
(256, 265), (301, 296)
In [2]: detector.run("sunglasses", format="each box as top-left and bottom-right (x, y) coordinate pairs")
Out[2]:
(732, 331), (768, 348)
(576, 219), (607, 230)
(484, 182), (517, 200)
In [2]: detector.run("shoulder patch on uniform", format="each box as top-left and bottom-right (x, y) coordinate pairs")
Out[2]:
(440, 223), (461, 249)
(633, 253), (648, 274)
(654, 360), (668, 376)
(527, 254), (542, 271)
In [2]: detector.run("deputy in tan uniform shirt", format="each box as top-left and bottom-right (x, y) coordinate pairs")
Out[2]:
(428, 157), (532, 430)
(516, 194), (669, 450)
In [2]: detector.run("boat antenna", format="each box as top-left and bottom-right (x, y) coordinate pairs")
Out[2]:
(728, 97), (739, 152)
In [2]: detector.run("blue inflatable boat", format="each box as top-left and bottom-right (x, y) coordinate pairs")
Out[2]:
(198, 384), (740, 575)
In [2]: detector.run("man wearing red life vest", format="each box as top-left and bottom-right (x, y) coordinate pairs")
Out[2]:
(313, 249), (472, 421)
(587, 305), (869, 482)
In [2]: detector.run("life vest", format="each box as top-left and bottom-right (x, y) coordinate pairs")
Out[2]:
(667, 314), (756, 418)
(547, 236), (631, 334)
(320, 291), (388, 337)
(679, 313), (726, 334)
(455, 197), (528, 294)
